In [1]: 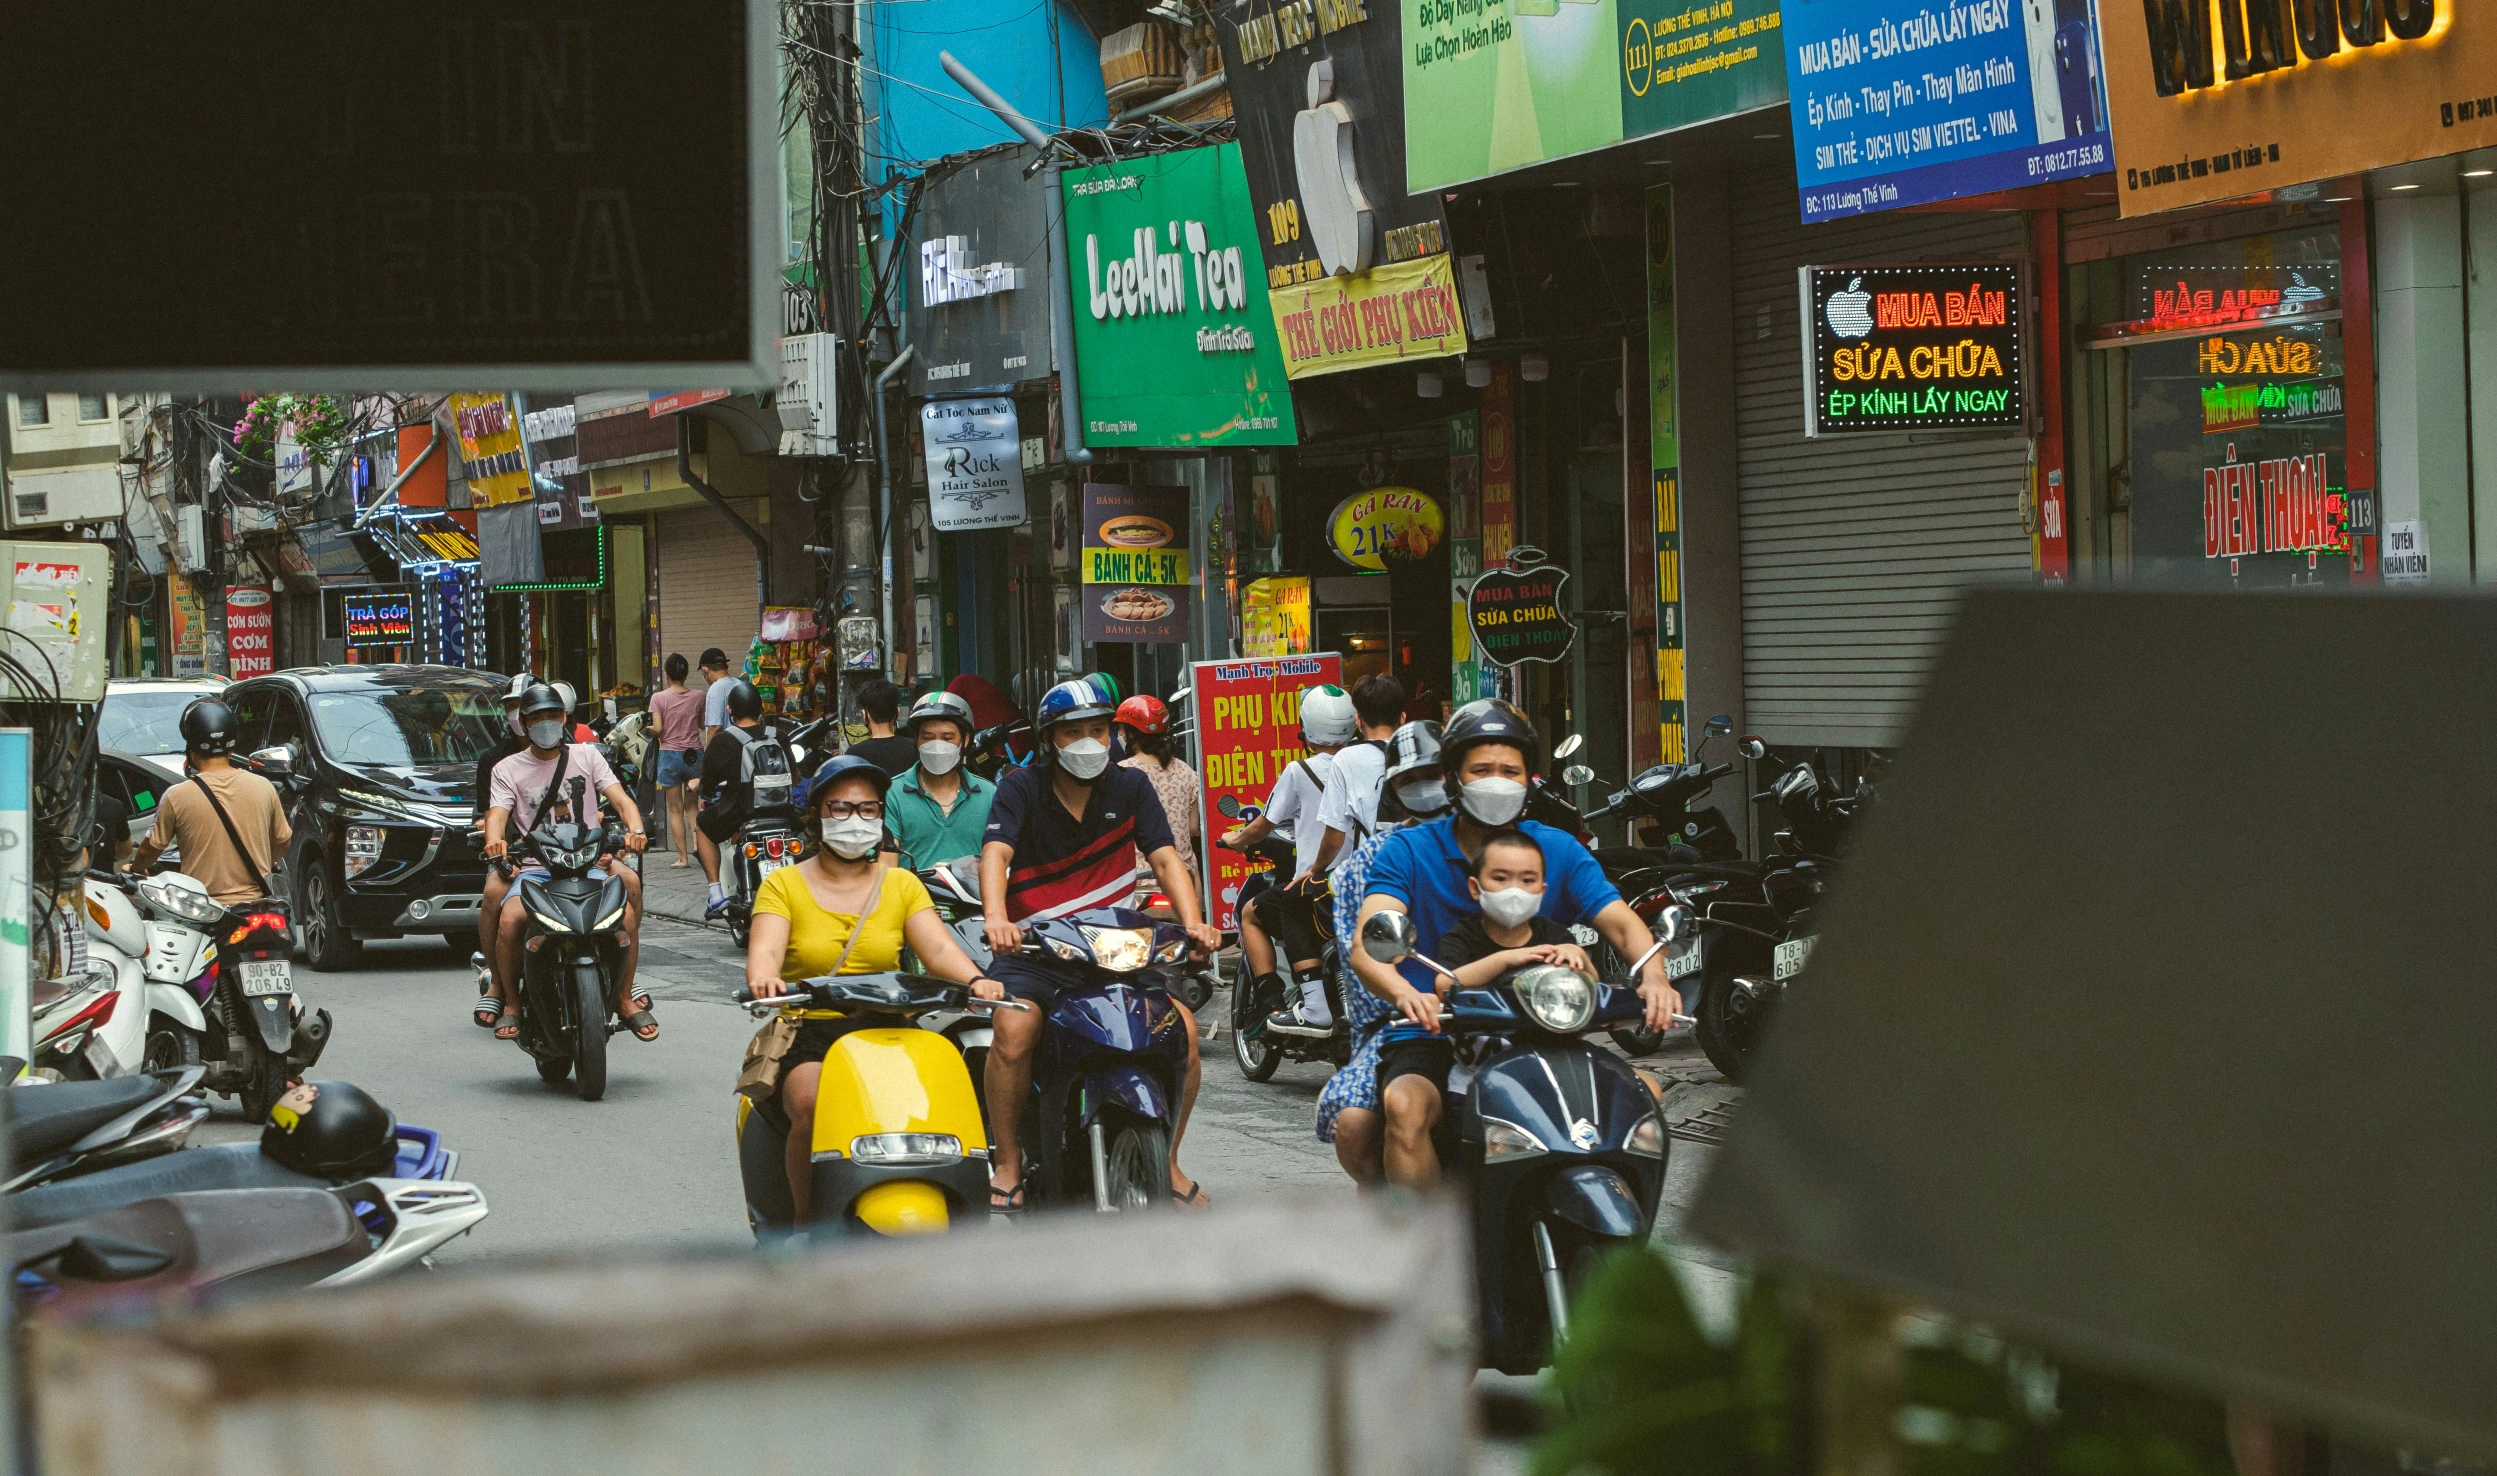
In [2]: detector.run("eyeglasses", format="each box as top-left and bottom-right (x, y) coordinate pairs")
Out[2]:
(819, 801), (885, 820)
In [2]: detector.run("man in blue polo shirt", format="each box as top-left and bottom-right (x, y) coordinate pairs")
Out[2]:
(1349, 698), (1681, 1189)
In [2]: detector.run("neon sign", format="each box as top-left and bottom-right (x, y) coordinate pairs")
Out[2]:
(2200, 377), (2344, 434)
(1803, 262), (2026, 436)
(338, 590), (415, 649)
(2203, 447), (2339, 559)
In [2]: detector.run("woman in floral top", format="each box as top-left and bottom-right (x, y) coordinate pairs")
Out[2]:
(1116, 696), (1199, 878)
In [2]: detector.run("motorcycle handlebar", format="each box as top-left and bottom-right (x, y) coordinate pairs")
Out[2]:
(731, 982), (1032, 1010)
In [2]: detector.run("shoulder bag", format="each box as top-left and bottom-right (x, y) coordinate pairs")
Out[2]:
(734, 867), (889, 1102)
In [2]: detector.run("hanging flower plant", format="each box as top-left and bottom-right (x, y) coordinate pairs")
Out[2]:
(231, 393), (350, 467)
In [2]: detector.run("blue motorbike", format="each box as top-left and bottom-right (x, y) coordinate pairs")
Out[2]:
(1009, 908), (1197, 1213)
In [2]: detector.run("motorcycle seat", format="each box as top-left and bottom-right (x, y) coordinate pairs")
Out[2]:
(10, 1144), (329, 1231)
(4, 1075), (183, 1167)
(11, 1187), (359, 1293)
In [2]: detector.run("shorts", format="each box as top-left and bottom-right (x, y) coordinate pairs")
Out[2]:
(1246, 886), (1322, 968)
(656, 749), (701, 788)
(985, 949), (1187, 1012)
(1377, 1035), (1455, 1098)
(697, 803), (746, 845)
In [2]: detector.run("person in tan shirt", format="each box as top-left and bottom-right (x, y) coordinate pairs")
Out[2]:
(131, 698), (292, 905)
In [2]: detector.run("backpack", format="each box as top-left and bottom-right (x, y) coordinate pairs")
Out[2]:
(724, 724), (796, 815)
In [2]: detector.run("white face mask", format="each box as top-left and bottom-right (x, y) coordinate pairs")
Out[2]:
(1478, 885), (1543, 929)
(526, 718), (566, 750)
(1458, 776), (1528, 826)
(917, 740), (962, 776)
(821, 816), (883, 859)
(1056, 737), (1110, 781)
(1397, 778), (1449, 815)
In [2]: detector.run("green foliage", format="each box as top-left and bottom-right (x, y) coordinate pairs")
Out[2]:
(231, 393), (350, 469)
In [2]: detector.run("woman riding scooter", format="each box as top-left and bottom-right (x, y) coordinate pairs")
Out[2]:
(740, 756), (1003, 1228)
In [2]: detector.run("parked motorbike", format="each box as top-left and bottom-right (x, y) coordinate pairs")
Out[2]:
(496, 777), (633, 1101)
(81, 869), (328, 1116)
(9, 1176), (488, 1315)
(731, 972), (1026, 1240)
(2, 1067), (211, 1192)
(8, 1112), (462, 1231)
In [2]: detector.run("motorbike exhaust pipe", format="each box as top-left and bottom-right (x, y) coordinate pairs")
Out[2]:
(1533, 1220), (1571, 1345)
(290, 1007), (333, 1072)
(1087, 1122), (1114, 1213)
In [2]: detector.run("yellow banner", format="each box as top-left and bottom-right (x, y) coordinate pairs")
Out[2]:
(449, 392), (533, 507)
(1082, 546), (1191, 585)
(1267, 252), (1469, 381)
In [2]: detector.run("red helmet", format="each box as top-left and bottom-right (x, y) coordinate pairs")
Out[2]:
(1115, 694), (1170, 736)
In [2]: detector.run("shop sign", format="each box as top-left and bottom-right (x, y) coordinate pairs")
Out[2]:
(1081, 484), (1193, 643)
(2104, 0), (2481, 217)
(225, 585), (274, 679)
(1060, 145), (1298, 448)
(908, 146), (1054, 396)
(2383, 520), (2430, 586)
(1781, 0), (2112, 220)
(1327, 486), (1444, 569)
(1801, 263), (2025, 436)
(1402, 0), (1788, 194)
(338, 588), (414, 649)
(167, 572), (207, 678)
(2200, 375), (2342, 435)
(447, 393), (532, 507)
(2203, 447), (2339, 559)
(1480, 363), (1516, 566)
(1270, 254), (1469, 378)
(647, 389), (732, 417)
(1189, 653), (1344, 931)
(921, 397), (1028, 531)
(1241, 577), (1313, 657)
(1647, 182), (1690, 760)
(1467, 553), (1576, 666)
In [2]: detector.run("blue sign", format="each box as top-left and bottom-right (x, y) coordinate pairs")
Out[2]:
(1782, 0), (2113, 220)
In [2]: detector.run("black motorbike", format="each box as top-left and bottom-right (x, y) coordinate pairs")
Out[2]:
(1358, 909), (1680, 1374)
(1217, 803), (1351, 1082)
(498, 778), (634, 1101)
(720, 805), (806, 951)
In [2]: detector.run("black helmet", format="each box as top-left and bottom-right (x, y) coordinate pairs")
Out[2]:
(1381, 719), (1444, 788)
(179, 697), (241, 757)
(1440, 698), (1540, 775)
(516, 682), (567, 720)
(723, 679), (763, 722)
(260, 1079), (399, 1178)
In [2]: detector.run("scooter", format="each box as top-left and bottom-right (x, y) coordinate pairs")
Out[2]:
(498, 778), (633, 1101)
(8, 1113), (462, 1231)
(3, 1067), (212, 1192)
(720, 803), (806, 950)
(1357, 908), (1686, 1375)
(10, 1176), (488, 1315)
(731, 972), (1025, 1239)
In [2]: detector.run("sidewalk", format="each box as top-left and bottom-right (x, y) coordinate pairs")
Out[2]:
(635, 847), (726, 929)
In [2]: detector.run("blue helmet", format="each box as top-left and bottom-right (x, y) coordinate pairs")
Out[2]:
(809, 753), (893, 809)
(1034, 677), (1118, 733)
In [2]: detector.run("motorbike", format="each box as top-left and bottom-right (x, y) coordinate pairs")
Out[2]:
(3, 1067), (211, 1192)
(731, 972), (1026, 1240)
(1217, 809), (1349, 1082)
(496, 777), (634, 1101)
(1358, 908), (1683, 1374)
(9, 1176), (488, 1314)
(80, 869), (328, 1117)
(8, 1110), (462, 1231)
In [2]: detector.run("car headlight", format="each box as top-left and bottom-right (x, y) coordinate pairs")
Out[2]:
(1080, 926), (1153, 973)
(1625, 1113), (1666, 1158)
(594, 906), (625, 931)
(529, 910), (571, 934)
(339, 787), (418, 821)
(1513, 963), (1596, 1034)
(1482, 1116), (1547, 1161)
(138, 878), (225, 925)
(343, 824), (385, 880)
(847, 1132), (963, 1166)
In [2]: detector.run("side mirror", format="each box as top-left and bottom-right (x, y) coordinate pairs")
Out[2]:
(1739, 738), (1768, 760)
(1561, 764), (1596, 787)
(1361, 910), (1419, 965)
(1553, 734), (1584, 760)
(1705, 714), (1733, 737)
(248, 745), (295, 780)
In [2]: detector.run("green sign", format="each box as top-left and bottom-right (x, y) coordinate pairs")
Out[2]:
(1062, 145), (1298, 449)
(1646, 184), (1688, 763)
(1403, 0), (1788, 194)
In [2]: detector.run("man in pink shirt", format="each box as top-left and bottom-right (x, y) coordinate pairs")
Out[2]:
(645, 653), (706, 868)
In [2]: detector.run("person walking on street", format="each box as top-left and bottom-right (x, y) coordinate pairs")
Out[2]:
(647, 653), (705, 869)
(885, 690), (995, 870)
(697, 648), (734, 748)
(845, 677), (917, 777)
(130, 698), (292, 905)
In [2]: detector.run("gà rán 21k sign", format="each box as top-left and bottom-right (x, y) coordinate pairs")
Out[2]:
(1802, 262), (2026, 436)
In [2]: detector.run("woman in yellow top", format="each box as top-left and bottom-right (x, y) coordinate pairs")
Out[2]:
(746, 756), (1000, 1222)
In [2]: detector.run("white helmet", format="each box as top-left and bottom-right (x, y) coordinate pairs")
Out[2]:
(552, 680), (578, 716)
(1299, 684), (1357, 746)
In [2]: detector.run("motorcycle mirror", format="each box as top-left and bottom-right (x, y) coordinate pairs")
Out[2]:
(1705, 713), (1733, 736)
(1628, 934), (1673, 979)
(1654, 904), (1693, 945)
(1562, 764), (1596, 787)
(1361, 910), (1419, 964)
(1554, 734), (1584, 760)
(1739, 738), (1768, 760)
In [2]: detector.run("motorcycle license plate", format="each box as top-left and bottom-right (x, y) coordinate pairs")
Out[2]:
(238, 959), (294, 997)
(756, 855), (791, 879)
(1773, 936), (1815, 981)
(1665, 938), (1704, 980)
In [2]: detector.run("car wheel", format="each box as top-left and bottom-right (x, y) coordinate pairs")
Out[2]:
(294, 853), (361, 971)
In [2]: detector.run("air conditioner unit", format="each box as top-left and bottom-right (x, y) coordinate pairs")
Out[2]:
(777, 333), (840, 457)
(4, 462), (124, 531)
(176, 503), (207, 573)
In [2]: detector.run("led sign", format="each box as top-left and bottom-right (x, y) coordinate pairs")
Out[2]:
(338, 590), (417, 649)
(1802, 262), (2025, 436)
(2203, 446), (2340, 559)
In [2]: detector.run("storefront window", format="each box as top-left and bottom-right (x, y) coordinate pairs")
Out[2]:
(2114, 226), (2348, 588)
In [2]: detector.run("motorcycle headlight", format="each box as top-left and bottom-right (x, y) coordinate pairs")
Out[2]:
(847, 1132), (963, 1166)
(138, 878), (226, 925)
(1513, 963), (1596, 1034)
(594, 906), (625, 931)
(1625, 1113), (1666, 1158)
(1079, 926), (1154, 973)
(529, 910), (572, 934)
(1482, 1116), (1547, 1161)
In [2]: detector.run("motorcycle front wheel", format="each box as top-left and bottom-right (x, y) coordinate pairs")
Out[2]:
(1100, 1119), (1171, 1211)
(570, 960), (610, 1102)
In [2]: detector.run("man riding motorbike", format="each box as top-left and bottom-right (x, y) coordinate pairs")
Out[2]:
(129, 698), (291, 904)
(471, 673), (537, 1029)
(885, 690), (996, 871)
(1346, 699), (1681, 1189)
(976, 677), (1222, 1212)
(745, 756), (1000, 1222)
(480, 683), (655, 1044)
(1218, 683), (1356, 1038)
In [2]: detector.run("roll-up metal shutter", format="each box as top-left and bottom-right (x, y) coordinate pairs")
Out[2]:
(654, 506), (762, 673)
(1732, 166), (2034, 748)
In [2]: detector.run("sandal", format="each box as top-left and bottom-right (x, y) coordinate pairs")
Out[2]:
(473, 995), (506, 1030)
(1171, 1180), (1211, 1210)
(494, 1010), (522, 1041)
(988, 1181), (1027, 1214)
(621, 1008), (660, 1043)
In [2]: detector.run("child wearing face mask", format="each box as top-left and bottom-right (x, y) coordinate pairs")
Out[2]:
(1435, 829), (1597, 989)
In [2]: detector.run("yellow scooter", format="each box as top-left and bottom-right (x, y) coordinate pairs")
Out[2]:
(733, 972), (1023, 1239)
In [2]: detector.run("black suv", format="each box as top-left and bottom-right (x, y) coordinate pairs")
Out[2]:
(223, 665), (504, 969)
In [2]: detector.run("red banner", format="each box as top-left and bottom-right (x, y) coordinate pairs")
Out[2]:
(226, 586), (274, 679)
(1190, 653), (1342, 933)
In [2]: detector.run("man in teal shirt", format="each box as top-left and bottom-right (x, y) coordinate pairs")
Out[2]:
(884, 692), (995, 870)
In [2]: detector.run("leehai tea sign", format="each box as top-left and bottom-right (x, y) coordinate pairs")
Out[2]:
(1802, 262), (2025, 436)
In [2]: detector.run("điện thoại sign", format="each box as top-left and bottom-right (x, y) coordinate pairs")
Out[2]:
(1801, 262), (2025, 436)
(1467, 554), (1576, 666)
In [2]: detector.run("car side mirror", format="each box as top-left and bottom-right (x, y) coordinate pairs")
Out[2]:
(247, 745), (295, 780)
(1361, 910), (1419, 965)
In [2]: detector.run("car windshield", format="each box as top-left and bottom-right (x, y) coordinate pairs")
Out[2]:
(307, 683), (505, 768)
(99, 689), (206, 754)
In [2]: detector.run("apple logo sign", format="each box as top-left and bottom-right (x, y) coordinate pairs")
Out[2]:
(1292, 59), (1374, 278)
(1826, 276), (1874, 339)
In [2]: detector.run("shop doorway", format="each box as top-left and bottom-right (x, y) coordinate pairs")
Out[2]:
(1317, 606), (1392, 687)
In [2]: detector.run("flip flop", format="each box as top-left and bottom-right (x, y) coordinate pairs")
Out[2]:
(988, 1181), (1027, 1214)
(494, 1012), (522, 1041)
(621, 1008), (660, 1043)
(473, 995), (506, 1030)
(1171, 1180), (1210, 1209)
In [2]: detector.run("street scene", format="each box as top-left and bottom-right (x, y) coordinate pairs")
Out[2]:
(5, 0), (2497, 1469)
